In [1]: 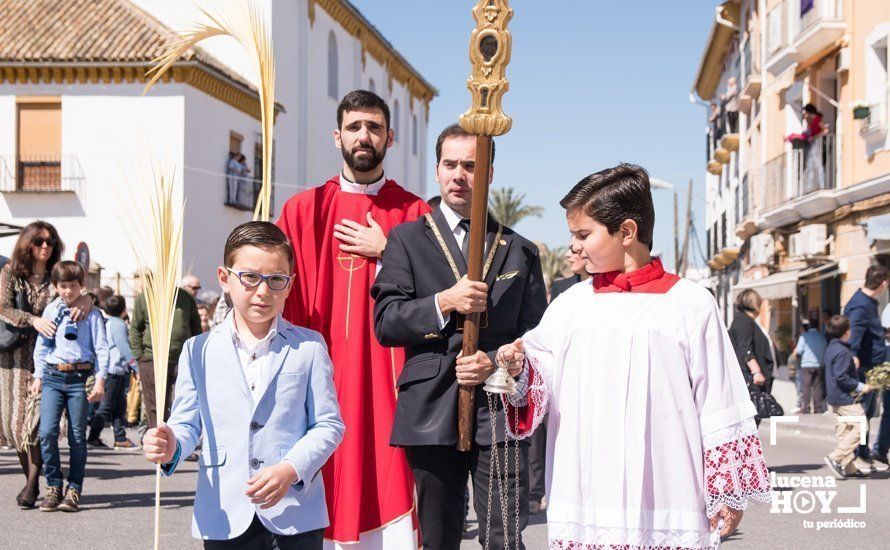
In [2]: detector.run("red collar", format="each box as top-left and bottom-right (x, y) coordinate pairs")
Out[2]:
(592, 258), (680, 294)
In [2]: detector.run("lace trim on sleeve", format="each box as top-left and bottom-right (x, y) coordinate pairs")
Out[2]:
(703, 417), (771, 518)
(501, 355), (549, 440)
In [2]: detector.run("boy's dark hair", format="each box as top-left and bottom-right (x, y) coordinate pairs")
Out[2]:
(435, 123), (495, 165)
(50, 260), (85, 286)
(864, 265), (889, 290)
(224, 221), (294, 269)
(104, 295), (126, 318)
(559, 163), (655, 250)
(825, 314), (850, 340)
(336, 90), (390, 130)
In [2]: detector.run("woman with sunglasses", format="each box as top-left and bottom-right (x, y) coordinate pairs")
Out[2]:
(0, 221), (64, 508)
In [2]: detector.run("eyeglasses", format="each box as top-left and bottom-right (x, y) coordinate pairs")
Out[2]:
(226, 268), (292, 291)
(33, 237), (56, 248)
(186, 284), (202, 291)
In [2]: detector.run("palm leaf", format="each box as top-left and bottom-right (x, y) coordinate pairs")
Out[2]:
(119, 161), (183, 550)
(538, 244), (568, 296)
(489, 187), (544, 227)
(144, 0), (276, 221)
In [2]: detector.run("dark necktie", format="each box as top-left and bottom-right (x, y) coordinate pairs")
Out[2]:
(458, 219), (471, 263)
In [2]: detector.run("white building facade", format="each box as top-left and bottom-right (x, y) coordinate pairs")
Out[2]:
(0, 0), (435, 296)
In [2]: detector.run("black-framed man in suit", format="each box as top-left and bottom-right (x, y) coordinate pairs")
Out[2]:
(371, 124), (547, 550)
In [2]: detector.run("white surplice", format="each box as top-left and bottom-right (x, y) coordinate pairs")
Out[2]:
(506, 271), (771, 550)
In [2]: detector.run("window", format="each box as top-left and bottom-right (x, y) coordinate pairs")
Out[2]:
(412, 115), (418, 155)
(368, 78), (376, 93)
(229, 131), (243, 155)
(393, 99), (400, 142)
(16, 98), (61, 191)
(327, 31), (338, 99)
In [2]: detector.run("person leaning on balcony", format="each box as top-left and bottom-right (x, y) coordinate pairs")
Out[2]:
(728, 289), (776, 426)
(786, 103), (826, 143)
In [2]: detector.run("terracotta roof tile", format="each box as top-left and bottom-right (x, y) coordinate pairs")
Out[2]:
(0, 0), (257, 94)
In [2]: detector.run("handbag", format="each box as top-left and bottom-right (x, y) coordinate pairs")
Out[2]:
(0, 283), (34, 353)
(749, 386), (784, 422)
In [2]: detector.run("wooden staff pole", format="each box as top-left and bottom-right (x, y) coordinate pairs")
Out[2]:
(456, 0), (513, 452)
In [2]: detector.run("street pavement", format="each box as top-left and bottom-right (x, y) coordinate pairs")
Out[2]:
(1, 418), (886, 550)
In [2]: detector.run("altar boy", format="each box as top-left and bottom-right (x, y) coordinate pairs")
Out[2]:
(144, 222), (344, 549)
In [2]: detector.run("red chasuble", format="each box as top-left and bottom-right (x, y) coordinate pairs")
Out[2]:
(277, 176), (430, 544)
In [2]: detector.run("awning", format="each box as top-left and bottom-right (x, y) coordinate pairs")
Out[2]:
(0, 222), (24, 239)
(732, 262), (838, 300)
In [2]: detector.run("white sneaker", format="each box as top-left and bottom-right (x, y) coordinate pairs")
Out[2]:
(790, 407), (802, 414)
(853, 458), (874, 475)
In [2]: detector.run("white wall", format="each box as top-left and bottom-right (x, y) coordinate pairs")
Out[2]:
(182, 86), (263, 287)
(0, 95), (15, 187)
(0, 83), (186, 294)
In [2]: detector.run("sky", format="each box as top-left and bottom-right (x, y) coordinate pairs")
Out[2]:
(349, 0), (716, 272)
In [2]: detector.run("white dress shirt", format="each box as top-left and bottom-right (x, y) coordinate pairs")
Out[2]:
(433, 202), (475, 330)
(232, 315), (279, 405)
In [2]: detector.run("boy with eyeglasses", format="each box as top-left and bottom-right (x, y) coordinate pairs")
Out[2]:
(143, 221), (344, 549)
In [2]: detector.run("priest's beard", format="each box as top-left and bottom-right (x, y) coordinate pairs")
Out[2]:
(342, 142), (386, 174)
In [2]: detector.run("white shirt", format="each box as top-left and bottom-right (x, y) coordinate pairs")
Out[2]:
(339, 172), (387, 195)
(231, 315), (280, 405)
(433, 202), (472, 330)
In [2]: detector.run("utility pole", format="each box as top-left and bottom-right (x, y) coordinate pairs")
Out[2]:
(679, 179), (694, 277)
(673, 191), (679, 273)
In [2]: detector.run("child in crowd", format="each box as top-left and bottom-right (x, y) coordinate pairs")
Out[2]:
(31, 261), (109, 512)
(823, 314), (873, 478)
(87, 295), (138, 450)
(143, 221), (344, 549)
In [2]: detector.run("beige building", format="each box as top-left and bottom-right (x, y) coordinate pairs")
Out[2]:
(694, 0), (890, 351)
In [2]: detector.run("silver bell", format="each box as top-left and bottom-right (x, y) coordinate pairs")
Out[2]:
(483, 365), (516, 395)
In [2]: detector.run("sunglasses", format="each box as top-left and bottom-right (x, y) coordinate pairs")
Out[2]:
(33, 237), (56, 247)
(226, 268), (292, 291)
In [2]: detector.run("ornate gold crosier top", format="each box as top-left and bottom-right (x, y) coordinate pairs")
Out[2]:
(458, 0), (513, 137)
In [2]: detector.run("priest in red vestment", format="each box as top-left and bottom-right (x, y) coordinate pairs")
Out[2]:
(276, 91), (429, 549)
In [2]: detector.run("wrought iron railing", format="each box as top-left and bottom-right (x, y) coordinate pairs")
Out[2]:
(762, 134), (836, 210)
(0, 155), (85, 194)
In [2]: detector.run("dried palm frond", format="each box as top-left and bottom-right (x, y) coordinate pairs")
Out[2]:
(119, 161), (183, 550)
(144, 0), (276, 221)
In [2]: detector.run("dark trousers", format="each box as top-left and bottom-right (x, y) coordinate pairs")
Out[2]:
(139, 358), (177, 430)
(873, 390), (890, 457)
(203, 515), (323, 550)
(406, 443), (528, 550)
(88, 373), (128, 442)
(39, 368), (90, 491)
(800, 368), (826, 414)
(527, 415), (547, 502)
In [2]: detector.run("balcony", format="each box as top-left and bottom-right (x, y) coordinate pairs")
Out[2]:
(735, 171), (759, 240)
(793, 0), (845, 61)
(765, 0), (799, 75)
(740, 37), (761, 107)
(760, 135), (837, 228)
(0, 155), (84, 195)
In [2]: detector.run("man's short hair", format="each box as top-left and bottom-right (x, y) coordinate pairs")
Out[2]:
(825, 314), (850, 340)
(559, 163), (655, 250)
(224, 222), (294, 270)
(337, 90), (390, 130)
(434, 123), (495, 165)
(104, 295), (126, 318)
(51, 260), (85, 286)
(864, 265), (889, 290)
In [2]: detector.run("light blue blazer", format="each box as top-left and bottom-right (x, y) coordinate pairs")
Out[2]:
(161, 315), (345, 540)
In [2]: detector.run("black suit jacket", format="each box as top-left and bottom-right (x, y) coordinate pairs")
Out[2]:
(727, 308), (775, 383)
(550, 274), (582, 302)
(371, 207), (547, 446)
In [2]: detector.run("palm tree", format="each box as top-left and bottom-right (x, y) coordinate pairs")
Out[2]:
(536, 243), (568, 297)
(489, 187), (544, 227)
